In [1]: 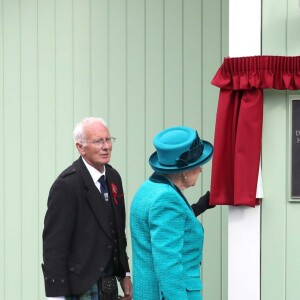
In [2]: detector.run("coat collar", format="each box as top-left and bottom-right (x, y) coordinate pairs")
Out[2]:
(149, 172), (193, 212)
(81, 157), (105, 185)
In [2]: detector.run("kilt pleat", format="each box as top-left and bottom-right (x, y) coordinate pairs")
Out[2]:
(66, 282), (99, 300)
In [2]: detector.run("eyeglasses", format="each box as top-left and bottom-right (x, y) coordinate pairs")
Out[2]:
(81, 137), (116, 147)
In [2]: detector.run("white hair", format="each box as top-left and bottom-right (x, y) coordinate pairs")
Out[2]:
(73, 117), (108, 143)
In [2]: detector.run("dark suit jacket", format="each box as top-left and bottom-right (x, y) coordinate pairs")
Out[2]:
(42, 157), (130, 297)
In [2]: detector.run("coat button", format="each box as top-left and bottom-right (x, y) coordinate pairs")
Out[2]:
(107, 245), (112, 249)
(69, 267), (74, 271)
(99, 267), (104, 272)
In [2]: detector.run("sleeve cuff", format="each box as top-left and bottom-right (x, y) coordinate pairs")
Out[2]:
(117, 273), (131, 281)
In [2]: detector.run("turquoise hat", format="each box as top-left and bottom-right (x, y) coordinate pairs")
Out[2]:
(149, 126), (213, 174)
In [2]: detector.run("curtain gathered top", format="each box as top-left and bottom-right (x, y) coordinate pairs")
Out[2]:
(212, 55), (300, 90)
(210, 55), (300, 207)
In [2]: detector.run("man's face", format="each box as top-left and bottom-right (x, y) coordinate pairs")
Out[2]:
(76, 121), (112, 172)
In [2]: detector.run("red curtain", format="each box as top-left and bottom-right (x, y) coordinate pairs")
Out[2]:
(210, 56), (300, 207)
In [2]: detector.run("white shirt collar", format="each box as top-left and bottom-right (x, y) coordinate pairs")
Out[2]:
(82, 157), (106, 184)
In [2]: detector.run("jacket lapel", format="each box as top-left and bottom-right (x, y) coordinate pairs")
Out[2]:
(77, 158), (112, 239)
(105, 168), (123, 230)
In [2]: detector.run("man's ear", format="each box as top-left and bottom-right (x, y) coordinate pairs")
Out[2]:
(76, 142), (85, 156)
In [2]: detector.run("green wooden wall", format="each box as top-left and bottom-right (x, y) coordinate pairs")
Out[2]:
(0, 0), (228, 299)
(262, 0), (300, 299)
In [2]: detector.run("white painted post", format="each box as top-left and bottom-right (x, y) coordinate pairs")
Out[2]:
(228, 1), (262, 300)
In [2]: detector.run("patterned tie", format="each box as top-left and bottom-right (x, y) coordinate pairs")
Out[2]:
(98, 175), (109, 201)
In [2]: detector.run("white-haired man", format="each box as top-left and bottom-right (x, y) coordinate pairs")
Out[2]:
(42, 117), (132, 300)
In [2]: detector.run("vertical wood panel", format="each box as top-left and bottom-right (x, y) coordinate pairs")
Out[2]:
(91, 0), (109, 118)
(182, 0), (204, 218)
(3, 0), (21, 298)
(0, 1), (229, 299)
(201, 1), (227, 300)
(262, 0), (287, 54)
(145, 0), (164, 174)
(164, 0), (183, 126)
(220, 3), (229, 299)
(286, 198), (300, 300)
(73, 0), (91, 121)
(56, 0), (74, 166)
(183, 0), (202, 130)
(285, 3), (300, 300)
(108, 0), (127, 176)
(37, 0), (56, 297)
(126, 0), (145, 263)
(202, 0), (222, 140)
(0, 1), (4, 298)
(262, 1), (289, 300)
(287, 0), (300, 55)
(261, 90), (287, 300)
(20, 0), (39, 297)
(127, 0), (145, 196)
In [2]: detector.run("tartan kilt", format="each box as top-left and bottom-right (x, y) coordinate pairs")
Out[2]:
(66, 278), (118, 300)
(66, 281), (99, 300)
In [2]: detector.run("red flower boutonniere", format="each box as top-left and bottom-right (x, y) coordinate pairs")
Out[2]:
(111, 183), (124, 205)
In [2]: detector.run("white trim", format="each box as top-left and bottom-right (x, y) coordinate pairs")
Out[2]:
(228, 207), (261, 300)
(228, 1), (262, 300)
(229, 0), (261, 57)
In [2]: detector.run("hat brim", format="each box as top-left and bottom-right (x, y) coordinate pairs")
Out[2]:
(149, 140), (214, 174)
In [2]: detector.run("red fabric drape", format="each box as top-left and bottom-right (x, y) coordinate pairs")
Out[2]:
(210, 56), (300, 207)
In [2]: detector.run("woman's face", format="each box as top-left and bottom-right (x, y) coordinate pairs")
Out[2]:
(184, 166), (202, 188)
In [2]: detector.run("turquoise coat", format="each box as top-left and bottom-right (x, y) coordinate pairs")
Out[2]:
(130, 173), (204, 300)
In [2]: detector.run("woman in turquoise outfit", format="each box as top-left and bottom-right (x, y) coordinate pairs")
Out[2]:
(130, 126), (214, 300)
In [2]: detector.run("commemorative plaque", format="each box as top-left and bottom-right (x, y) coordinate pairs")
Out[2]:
(292, 99), (300, 198)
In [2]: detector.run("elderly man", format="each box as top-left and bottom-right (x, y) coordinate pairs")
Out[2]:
(42, 117), (132, 300)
